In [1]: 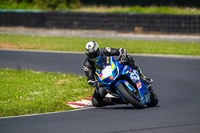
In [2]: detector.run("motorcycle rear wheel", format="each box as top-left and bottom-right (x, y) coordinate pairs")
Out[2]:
(116, 82), (144, 109)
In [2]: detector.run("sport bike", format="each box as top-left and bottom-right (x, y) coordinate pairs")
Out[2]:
(95, 56), (158, 109)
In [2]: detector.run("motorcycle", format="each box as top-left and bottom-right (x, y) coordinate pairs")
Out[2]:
(95, 55), (158, 109)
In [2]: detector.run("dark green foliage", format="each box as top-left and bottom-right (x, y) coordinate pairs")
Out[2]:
(0, 0), (81, 10)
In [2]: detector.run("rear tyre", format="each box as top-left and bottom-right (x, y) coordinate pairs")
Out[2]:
(147, 91), (158, 107)
(116, 83), (144, 109)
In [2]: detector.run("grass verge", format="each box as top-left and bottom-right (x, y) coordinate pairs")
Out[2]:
(1, 3), (200, 15)
(0, 69), (93, 117)
(74, 6), (200, 15)
(0, 34), (200, 56)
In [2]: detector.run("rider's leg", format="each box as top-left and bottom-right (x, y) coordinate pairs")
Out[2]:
(92, 87), (127, 107)
(127, 55), (153, 84)
(92, 87), (115, 107)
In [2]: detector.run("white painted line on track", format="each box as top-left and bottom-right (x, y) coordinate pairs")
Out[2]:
(0, 107), (95, 120)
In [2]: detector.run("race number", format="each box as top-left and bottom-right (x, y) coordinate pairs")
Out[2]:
(130, 70), (139, 83)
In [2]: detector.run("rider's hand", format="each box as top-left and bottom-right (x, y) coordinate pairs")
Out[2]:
(120, 54), (128, 64)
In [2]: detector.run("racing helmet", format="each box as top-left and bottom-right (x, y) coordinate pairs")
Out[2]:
(85, 41), (101, 62)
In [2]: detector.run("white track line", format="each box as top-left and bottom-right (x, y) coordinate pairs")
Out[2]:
(0, 107), (95, 119)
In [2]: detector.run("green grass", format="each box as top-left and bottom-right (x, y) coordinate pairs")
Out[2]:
(0, 34), (200, 56)
(0, 69), (94, 117)
(1, 1), (200, 15)
(74, 6), (200, 15)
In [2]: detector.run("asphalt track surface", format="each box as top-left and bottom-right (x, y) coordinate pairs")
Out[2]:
(1, 50), (200, 133)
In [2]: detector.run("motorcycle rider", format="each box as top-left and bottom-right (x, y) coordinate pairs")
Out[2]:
(83, 41), (153, 107)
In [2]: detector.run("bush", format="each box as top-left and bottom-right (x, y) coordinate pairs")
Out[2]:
(34, 0), (81, 10)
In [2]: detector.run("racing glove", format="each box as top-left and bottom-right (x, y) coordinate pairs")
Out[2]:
(120, 54), (128, 64)
(119, 48), (128, 64)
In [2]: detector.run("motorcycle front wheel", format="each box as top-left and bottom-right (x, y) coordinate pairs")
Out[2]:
(116, 82), (144, 109)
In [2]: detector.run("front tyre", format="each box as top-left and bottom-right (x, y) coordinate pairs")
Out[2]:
(147, 91), (158, 107)
(116, 83), (144, 109)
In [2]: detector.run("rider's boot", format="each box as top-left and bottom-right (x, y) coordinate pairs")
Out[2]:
(126, 55), (153, 85)
(138, 68), (153, 85)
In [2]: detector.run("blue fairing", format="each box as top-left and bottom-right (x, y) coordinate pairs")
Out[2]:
(95, 56), (150, 104)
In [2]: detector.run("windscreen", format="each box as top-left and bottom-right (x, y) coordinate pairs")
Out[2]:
(95, 55), (107, 71)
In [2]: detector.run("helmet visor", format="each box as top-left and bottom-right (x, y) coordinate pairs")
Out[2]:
(86, 47), (100, 61)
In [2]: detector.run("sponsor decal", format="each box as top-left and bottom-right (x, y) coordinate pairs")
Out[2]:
(83, 66), (89, 71)
(136, 81), (142, 89)
(105, 47), (111, 52)
(124, 65), (128, 70)
(125, 81), (129, 85)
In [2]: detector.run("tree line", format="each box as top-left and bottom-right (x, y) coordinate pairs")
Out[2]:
(0, 0), (199, 11)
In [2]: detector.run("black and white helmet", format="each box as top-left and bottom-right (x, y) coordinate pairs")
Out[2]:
(85, 41), (101, 62)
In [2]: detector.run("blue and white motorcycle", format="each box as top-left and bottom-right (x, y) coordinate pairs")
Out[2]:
(95, 56), (158, 109)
